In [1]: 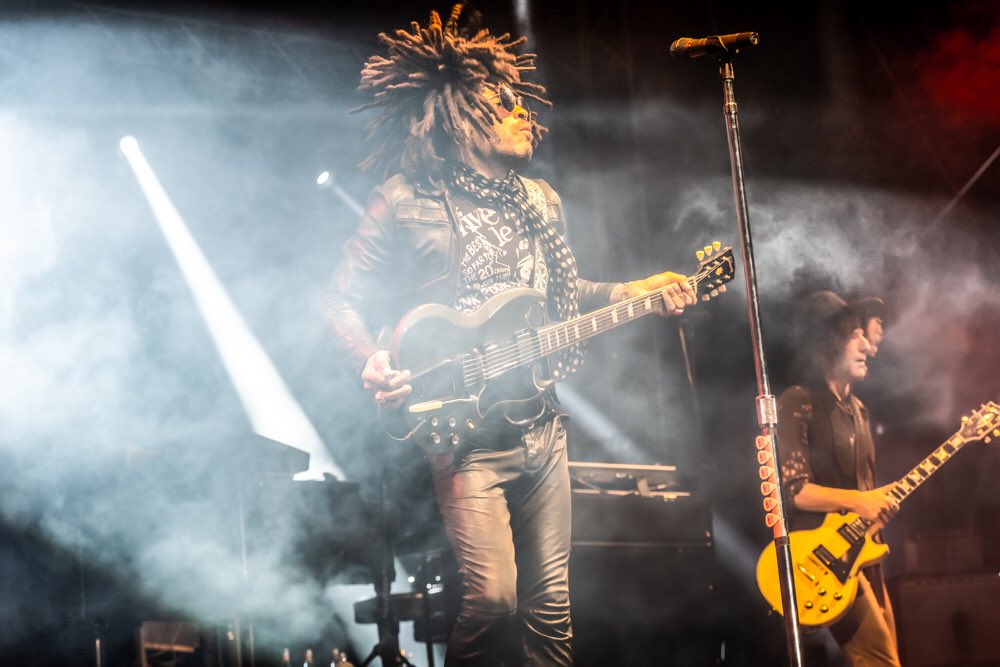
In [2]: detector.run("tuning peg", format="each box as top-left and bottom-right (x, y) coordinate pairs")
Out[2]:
(703, 245), (713, 257)
(986, 436), (992, 444)
(994, 428), (1000, 436)
(718, 284), (727, 292)
(710, 289), (719, 298)
(713, 240), (721, 251)
(701, 294), (710, 302)
(696, 249), (705, 261)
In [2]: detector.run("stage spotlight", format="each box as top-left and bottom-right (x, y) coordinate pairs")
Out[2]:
(315, 169), (364, 217)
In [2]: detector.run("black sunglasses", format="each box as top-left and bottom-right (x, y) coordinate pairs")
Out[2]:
(497, 85), (526, 114)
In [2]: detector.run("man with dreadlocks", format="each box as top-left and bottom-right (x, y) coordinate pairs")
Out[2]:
(326, 6), (695, 665)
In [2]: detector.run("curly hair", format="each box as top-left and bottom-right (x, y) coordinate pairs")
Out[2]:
(352, 4), (551, 181)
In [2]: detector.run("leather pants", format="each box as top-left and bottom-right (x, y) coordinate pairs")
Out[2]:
(430, 415), (573, 667)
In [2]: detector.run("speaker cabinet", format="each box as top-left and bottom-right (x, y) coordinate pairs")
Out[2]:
(894, 574), (1000, 667)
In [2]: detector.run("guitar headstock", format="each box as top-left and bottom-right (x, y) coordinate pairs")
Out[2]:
(693, 241), (736, 301)
(958, 401), (1000, 444)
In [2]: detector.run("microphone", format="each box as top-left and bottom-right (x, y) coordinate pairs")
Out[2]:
(669, 32), (759, 60)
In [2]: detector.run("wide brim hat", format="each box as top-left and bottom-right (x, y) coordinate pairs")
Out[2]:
(847, 296), (886, 327)
(794, 290), (885, 343)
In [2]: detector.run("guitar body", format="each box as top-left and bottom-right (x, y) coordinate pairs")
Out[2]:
(755, 512), (889, 627)
(391, 287), (552, 455)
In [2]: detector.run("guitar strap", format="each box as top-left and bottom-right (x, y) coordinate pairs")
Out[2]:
(847, 396), (887, 607)
(848, 396), (876, 492)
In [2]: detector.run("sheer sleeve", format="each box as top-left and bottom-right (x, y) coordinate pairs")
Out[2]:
(776, 385), (815, 501)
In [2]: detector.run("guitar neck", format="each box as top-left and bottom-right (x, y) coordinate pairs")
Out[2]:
(470, 248), (734, 383)
(887, 429), (969, 504)
(535, 283), (685, 356)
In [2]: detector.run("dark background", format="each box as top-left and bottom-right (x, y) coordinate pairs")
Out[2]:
(1, 1), (998, 665)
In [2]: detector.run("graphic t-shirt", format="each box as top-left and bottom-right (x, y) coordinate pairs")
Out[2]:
(451, 194), (538, 313)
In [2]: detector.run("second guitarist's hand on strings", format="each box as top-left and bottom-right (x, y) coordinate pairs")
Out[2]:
(361, 269), (698, 409)
(791, 482), (901, 529)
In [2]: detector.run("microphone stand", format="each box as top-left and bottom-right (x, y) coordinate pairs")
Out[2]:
(697, 45), (805, 667)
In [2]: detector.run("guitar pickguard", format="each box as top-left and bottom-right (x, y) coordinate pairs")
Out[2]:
(811, 540), (864, 585)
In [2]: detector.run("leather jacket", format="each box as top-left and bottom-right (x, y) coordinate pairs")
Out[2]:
(325, 173), (619, 376)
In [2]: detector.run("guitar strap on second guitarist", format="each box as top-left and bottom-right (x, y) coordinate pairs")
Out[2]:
(846, 395), (888, 609)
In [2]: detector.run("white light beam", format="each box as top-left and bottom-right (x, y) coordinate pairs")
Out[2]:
(119, 135), (341, 480)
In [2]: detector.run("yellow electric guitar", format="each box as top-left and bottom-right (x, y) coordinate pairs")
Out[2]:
(756, 401), (1000, 627)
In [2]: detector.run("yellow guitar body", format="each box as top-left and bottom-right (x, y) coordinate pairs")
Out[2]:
(755, 512), (889, 627)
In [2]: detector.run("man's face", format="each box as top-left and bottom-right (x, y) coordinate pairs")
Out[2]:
(865, 316), (884, 357)
(830, 326), (873, 384)
(482, 85), (534, 163)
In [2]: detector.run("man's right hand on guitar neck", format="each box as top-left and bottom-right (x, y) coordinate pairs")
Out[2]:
(615, 270), (698, 317)
(362, 350), (412, 409)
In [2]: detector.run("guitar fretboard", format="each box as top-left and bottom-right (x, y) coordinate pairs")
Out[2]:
(458, 249), (734, 386)
(536, 287), (677, 357)
(466, 277), (703, 384)
(887, 431), (967, 503)
(851, 429), (970, 534)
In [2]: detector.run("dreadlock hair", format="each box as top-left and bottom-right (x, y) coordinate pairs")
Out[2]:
(352, 4), (551, 183)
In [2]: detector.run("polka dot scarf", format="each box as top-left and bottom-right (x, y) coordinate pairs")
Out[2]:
(446, 161), (585, 379)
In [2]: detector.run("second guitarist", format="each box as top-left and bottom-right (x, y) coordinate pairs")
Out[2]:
(777, 290), (901, 666)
